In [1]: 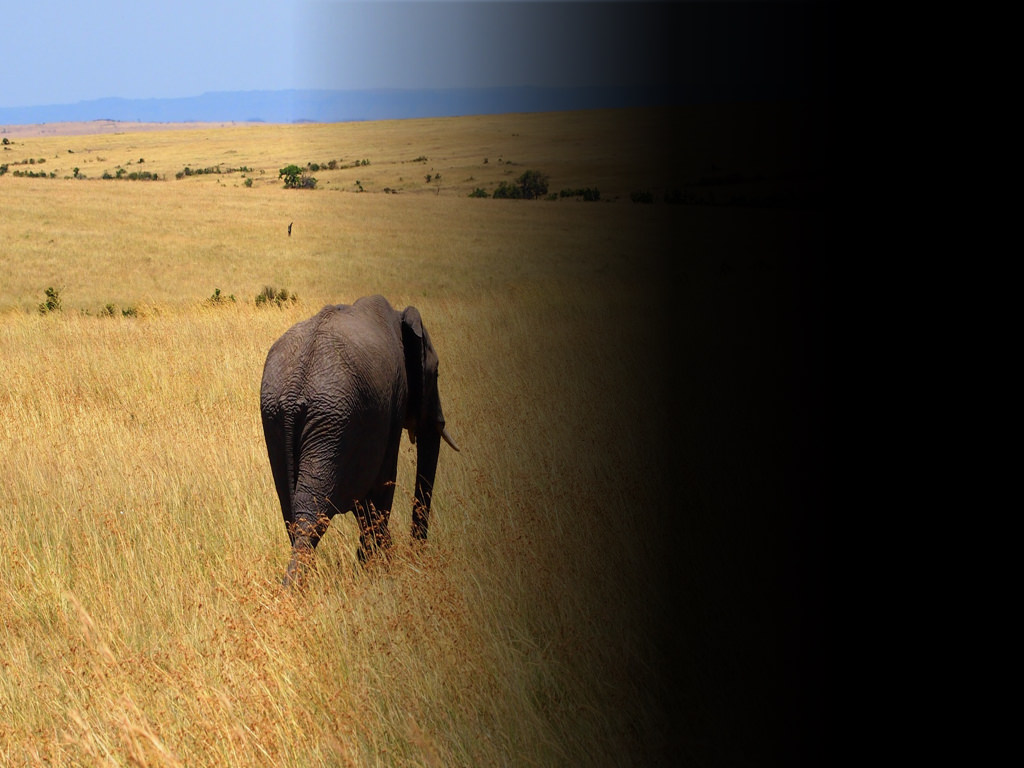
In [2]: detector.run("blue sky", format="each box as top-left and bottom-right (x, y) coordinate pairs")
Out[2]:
(2, 2), (835, 111)
(1, 1), (691, 109)
(4, 1), (295, 107)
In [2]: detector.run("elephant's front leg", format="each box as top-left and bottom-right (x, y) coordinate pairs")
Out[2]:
(411, 431), (442, 540)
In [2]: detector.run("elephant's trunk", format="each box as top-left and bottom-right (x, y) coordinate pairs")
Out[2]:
(411, 428), (441, 540)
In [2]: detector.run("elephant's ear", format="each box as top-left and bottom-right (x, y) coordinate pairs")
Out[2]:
(401, 306), (425, 442)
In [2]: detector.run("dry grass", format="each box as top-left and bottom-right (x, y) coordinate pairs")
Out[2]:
(1, 103), (830, 765)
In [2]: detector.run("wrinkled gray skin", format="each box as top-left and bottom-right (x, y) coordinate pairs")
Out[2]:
(260, 295), (458, 587)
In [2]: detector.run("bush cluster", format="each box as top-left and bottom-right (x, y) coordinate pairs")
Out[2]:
(99, 303), (138, 318)
(205, 288), (236, 306)
(302, 159), (366, 173)
(492, 169), (549, 200)
(103, 169), (159, 181)
(559, 187), (601, 201)
(255, 286), (298, 308)
(279, 165), (317, 190)
(10, 169), (56, 179)
(3, 158), (51, 178)
(175, 165), (252, 180)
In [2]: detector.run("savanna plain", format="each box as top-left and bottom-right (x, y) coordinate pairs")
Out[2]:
(1, 104), (832, 765)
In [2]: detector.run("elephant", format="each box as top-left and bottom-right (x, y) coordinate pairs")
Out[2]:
(260, 295), (459, 586)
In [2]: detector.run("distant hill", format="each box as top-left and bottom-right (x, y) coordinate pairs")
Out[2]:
(0, 81), (821, 127)
(0, 87), (663, 126)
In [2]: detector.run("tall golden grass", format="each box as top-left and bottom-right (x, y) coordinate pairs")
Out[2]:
(1, 104), (829, 765)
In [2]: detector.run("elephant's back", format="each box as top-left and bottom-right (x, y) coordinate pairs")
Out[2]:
(260, 312), (319, 407)
(315, 301), (402, 383)
(261, 302), (404, 418)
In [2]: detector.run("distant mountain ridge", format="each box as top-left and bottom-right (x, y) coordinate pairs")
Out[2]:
(0, 80), (818, 126)
(0, 87), (686, 126)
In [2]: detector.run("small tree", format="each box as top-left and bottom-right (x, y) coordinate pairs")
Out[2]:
(279, 164), (317, 189)
(517, 169), (549, 199)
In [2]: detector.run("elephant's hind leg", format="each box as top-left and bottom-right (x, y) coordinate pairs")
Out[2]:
(283, 482), (333, 586)
(262, 415), (295, 533)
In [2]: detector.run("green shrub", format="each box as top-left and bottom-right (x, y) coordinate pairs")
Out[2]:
(97, 303), (137, 318)
(664, 188), (684, 205)
(205, 288), (236, 306)
(38, 287), (62, 315)
(630, 190), (654, 204)
(491, 181), (518, 199)
(468, 187), (489, 198)
(255, 286), (298, 308)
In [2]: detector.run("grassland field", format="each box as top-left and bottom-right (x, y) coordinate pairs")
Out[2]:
(1, 103), (832, 765)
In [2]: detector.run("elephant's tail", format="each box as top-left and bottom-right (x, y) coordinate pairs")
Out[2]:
(284, 400), (307, 501)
